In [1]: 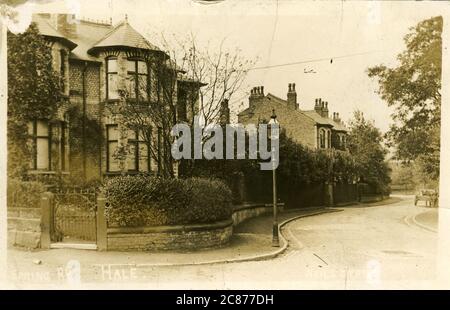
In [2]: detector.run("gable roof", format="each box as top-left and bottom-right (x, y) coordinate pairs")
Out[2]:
(301, 110), (347, 131)
(238, 91), (347, 132)
(237, 92), (287, 117)
(68, 20), (113, 62)
(32, 15), (77, 50)
(331, 119), (347, 131)
(88, 20), (162, 55)
(32, 14), (164, 62)
(302, 110), (335, 126)
(302, 110), (347, 131)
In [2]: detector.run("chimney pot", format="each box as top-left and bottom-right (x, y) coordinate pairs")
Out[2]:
(287, 83), (297, 109)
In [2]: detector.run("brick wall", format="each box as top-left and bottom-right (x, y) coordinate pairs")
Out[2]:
(68, 60), (103, 180)
(69, 61), (101, 120)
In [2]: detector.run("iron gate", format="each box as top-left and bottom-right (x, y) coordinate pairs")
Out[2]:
(53, 190), (97, 242)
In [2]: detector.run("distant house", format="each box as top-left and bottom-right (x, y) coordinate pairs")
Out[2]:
(22, 14), (200, 181)
(237, 83), (347, 150)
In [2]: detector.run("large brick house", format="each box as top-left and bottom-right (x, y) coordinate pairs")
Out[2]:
(24, 14), (199, 181)
(238, 83), (347, 150)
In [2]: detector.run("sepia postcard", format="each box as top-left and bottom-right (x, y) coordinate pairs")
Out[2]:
(0, 0), (449, 293)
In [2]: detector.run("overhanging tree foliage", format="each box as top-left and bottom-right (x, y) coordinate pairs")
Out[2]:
(368, 16), (442, 181)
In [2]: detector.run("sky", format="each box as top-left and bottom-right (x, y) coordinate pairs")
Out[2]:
(7, 0), (449, 132)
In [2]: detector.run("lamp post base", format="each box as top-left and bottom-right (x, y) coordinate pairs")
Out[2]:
(272, 223), (280, 247)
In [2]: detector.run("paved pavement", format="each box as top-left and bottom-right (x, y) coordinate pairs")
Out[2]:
(413, 208), (438, 232)
(6, 195), (447, 289)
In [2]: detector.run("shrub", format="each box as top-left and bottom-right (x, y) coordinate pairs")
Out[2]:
(7, 178), (46, 209)
(104, 175), (233, 227)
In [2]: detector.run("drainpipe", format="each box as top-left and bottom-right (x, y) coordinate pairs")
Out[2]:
(82, 61), (88, 181)
(98, 63), (102, 182)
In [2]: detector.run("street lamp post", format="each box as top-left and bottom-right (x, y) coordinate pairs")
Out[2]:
(268, 109), (280, 247)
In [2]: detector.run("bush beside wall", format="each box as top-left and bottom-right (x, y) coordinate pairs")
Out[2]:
(104, 175), (233, 227)
(7, 178), (46, 209)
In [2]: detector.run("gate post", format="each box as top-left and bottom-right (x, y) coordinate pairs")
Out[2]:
(40, 192), (54, 249)
(96, 193), (107, 251)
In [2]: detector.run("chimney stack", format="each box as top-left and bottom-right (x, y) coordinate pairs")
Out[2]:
(219, 99), (230, 125)
(57, 14), (77, 38)
(315, 98), (322, 113)
(287, 82), (298, 109)
(322, 101), (329, 118)
(249, 85), (265, 109)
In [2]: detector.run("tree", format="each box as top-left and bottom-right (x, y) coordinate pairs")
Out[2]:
(346, 111), (391, 194)
(7, 22), (63, 177)
(368, 16), (442, 180)
(113, 35), (254, 178)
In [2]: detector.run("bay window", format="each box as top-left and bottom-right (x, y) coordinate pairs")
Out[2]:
(106, 57), (119, 100)
(126, 58), (149, 101)
(319, 128), (326, 149)
(28, 120), (51, 170)
(327, 130), (331, 148)
(106, 125), (150, 173)
(106, 125), (119, 172)
(126, 129), (150, 172)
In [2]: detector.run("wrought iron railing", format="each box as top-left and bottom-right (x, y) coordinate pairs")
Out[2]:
(53, 189), (97, 242)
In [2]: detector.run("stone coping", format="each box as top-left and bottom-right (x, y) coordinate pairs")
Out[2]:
(233, 202), (285, 212)
(108, 203), (279, 235)
(107, 218), (233, 234)
(233, 203), (267, 212)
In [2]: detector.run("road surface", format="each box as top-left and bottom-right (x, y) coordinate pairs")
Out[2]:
(7, 195), (445, 289)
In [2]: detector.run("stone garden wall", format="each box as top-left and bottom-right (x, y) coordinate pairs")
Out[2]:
(106, 219), (233, 251)
(7, 207), (42, 249)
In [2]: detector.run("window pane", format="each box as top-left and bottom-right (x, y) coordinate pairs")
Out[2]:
(137, 74), (148, 101)
(107, 126), (118, 141)
(36, 138), (49, 169)
(107, 58), (117, 73)
(27, 121), (34, 135)
(127, 129), (137, 140)
(138, 142), (149, 172)
(108, 74), (119, 99)
(108, 141), (119, 172)
(126, 75), (136, 98)
(138, 61), (147, 74)
(127, 60), (136, 72)
(36, 120), (48, 136)
(127, 143), (137, 171)
(138, 129), (148, 142)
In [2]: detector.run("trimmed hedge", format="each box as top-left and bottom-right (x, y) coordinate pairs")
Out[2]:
(104, 175), (233, 227)
(7, 178), (46, 209)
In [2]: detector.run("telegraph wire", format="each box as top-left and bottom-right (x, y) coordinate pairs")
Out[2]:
(249, 51), (379, 71)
